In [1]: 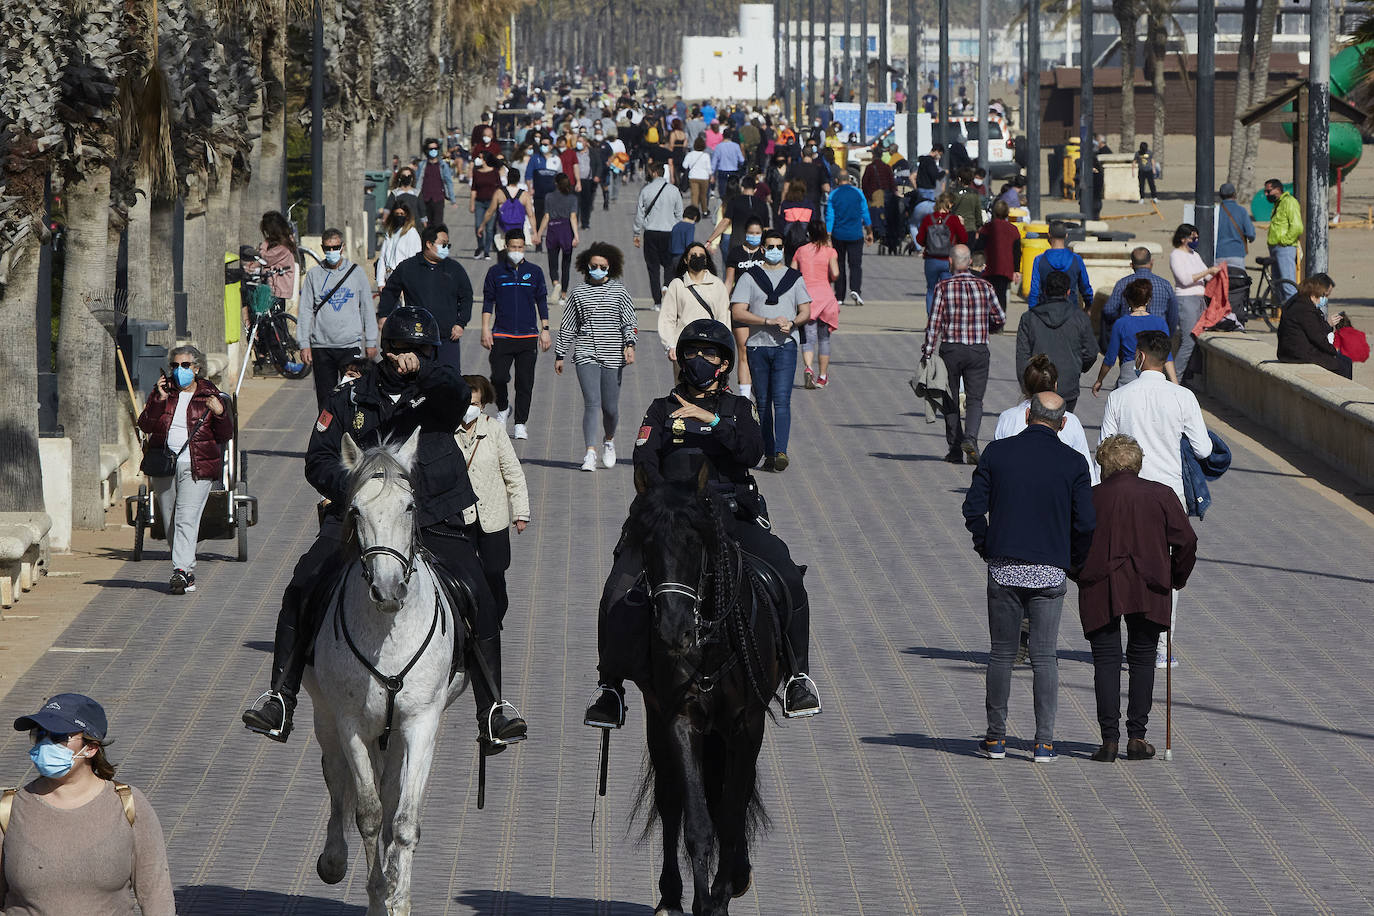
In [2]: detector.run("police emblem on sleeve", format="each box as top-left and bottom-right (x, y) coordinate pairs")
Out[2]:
(751, 402), (759, 422)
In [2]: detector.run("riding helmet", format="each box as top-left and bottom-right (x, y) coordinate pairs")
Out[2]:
(676, 318), (735, 363)
(380, 306), (442, 347)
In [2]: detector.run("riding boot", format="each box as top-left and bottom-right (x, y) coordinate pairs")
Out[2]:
(780, 601), (821, 719)
(242, 587), (309, 741)
(584, 681), (626, 729)
(469, 635), (527, 748)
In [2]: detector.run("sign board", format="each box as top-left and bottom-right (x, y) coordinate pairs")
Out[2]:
(831, 103), (898, 143)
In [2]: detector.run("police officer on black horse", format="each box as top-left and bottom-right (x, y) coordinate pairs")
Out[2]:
(243, 305), (528, 752)
(583, 318), (821, 728)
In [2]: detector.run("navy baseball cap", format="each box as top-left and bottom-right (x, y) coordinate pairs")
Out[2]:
(13, 693), (108, 741)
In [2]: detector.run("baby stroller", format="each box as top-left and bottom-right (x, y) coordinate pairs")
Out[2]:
(1226, 264), (1253, 325)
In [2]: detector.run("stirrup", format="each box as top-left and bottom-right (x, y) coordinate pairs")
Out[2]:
(783, 674), (822, 719)
(584, 684), (626, 730)
(243, 691), (292, 741)
(482, 701), (527, 747)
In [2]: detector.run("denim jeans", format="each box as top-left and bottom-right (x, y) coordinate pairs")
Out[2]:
(924, 257), (951, 314)
(985, 572), (1067, 744)
(747, 341), (798, 455)
(1175, 294), (1206, 381)
(473, 199), (496, 255)
(1269, 244), (1298, 299)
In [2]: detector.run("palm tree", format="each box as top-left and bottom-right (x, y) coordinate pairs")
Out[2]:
(1113, 0), (1139, 151)
(1237, 0), (1279, 196)
(1143, 0), (1170, 165)
(1226, 0), (1258, 188)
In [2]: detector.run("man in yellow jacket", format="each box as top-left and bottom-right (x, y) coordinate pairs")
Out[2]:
(1264, 177), (1303, 299)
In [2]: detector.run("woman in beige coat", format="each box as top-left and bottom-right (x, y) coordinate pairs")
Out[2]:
(658, 242), (731, 362)
(458, 375), (531, 619)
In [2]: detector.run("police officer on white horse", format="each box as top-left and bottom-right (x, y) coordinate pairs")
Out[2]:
(584, 318), (821, 728)
(243, 305), (527, 751)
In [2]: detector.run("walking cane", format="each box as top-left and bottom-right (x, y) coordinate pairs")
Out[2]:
(1164, 628), (1173, 761)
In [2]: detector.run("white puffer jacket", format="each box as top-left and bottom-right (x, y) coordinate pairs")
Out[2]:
(455, 414), (530, 533)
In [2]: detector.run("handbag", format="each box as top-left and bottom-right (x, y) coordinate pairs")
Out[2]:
(141, 402), (212, 477)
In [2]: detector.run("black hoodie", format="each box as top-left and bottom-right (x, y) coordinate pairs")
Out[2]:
(1015, 296), (1099, 401)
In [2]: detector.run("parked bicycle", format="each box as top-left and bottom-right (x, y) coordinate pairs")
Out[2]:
(1249, 256), (1289, 332)
(237, 246), (312, 379)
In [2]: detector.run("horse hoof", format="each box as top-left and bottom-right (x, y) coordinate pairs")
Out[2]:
(317, 852), (348, 885)
(731, 868), (753, 898)
(654, 907), (685, 916)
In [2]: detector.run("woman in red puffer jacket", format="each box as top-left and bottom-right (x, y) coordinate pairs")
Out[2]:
(136, 345), (234, 595)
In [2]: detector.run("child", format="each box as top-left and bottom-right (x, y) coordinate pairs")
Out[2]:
(670, 205), (701, 264)
(1092, 278), (1177, 394)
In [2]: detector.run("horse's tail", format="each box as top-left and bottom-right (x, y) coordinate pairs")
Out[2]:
(630, 746), (662, 845)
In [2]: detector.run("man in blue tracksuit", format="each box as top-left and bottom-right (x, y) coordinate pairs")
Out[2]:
(825, 170), (873, 305)
(481, 231), (551, 441)
(1027, 220), (1094, 310)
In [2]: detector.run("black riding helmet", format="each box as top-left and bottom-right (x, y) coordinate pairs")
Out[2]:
(676, 318), (735, 365)
(380, 306), (442, 347)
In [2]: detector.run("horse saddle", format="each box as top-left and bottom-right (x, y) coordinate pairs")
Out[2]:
(739, 552), (805, 626)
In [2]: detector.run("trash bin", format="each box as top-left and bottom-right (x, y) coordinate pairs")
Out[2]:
(224, 250), (242, 345)
(1020, 237), (1051, 298)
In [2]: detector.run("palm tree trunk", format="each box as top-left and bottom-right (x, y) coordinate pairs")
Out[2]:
(1148, 8), (1166, 164)
(1115, 2), (1138, 151)
(249, 0), (287, 224)
(1240, 0), (1279, 196)
(183, 169), (219, 351)
(240, 77), (265, 241)
(149, 198), (178, 347)
(56, 166), (114, 529)
(1227, 0), (1259, 187)
(0, 241), (44, 462)
(205, 152), (234, 350)
(127, 178), (154, 324)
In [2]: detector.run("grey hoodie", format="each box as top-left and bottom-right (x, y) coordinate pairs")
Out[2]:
(297, 259), (379, 350)
(1014, 296), (1098, 401)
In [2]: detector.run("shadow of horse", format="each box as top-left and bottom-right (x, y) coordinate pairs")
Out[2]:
(454, 889), (655, 914)
(175, 885), (364, 916)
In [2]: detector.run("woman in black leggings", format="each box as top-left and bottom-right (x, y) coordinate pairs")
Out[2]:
(538, 174), (581, 300)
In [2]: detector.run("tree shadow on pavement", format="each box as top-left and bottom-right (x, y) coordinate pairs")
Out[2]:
(176, 886), (364, 916)
(89, 578), (170, 593)
(454, 890), (655, 914)
(860, 732), (985, 758)
(903, 645), (1095, 665)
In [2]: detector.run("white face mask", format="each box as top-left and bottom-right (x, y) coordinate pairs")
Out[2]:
(507, 250), (525, 264)
(463, 404), (481, 424)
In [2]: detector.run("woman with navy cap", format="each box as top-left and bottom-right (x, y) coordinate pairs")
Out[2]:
(1, 693), (175, 914)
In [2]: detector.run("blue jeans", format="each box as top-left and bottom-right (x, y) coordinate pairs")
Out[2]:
(1269, 244), (1298, 300)
(747, 342), (797, 455)
(473, 199), (496, 255)
(985, 573), (1066, 744)
(924, 257), (951, 314)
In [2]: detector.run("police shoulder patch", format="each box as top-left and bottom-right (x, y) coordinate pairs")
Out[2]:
(315, 409), (333, 433)
(636, 424), (652, 446)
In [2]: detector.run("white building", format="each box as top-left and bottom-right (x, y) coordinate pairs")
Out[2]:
(680, 4), (776, 102)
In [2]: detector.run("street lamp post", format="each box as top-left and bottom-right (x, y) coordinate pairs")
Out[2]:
(1027, 0), (1041, 220)
(937, 0), (949, 148)
(1197, 0), (1217, 262)
(1308, 0), (1330, 273)
(1079, 0), (1094, 221)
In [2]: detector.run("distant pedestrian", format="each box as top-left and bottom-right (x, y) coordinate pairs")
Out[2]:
(962, 392), (1097, 763)
(915, 193), (968, 314)
(950, 167), (985, 232)
(914, 144), (946, 202)
(1092, 278), (1177, 393)
(1014, 270), (1098, 411)
(632, 161), (685, 309)
(1099, 330), (1211, 667)
(1099, 247), (1180, 351)
(730, 226), (812, 472)
(481, 231), (551, 441)
(791, 219), (840, 388)
(825, 169), (872, 307)
(378, 224), (473, 371)
(416, 137), (455, 227)
(922, 244), (1005, 465)
(3, 694), (176, 915)
(1168, 222), (1224, 383)
(554, 242), (638, 472)
(682, 137), (713, 212)
(469, 152), (503, 258)
(1026, 220), (1092, 310)
(538, 174), (581, 299)
(1264, 178), (1304, 299)
(976, 199), (1022, 309)
(1134, 142), (1157, 202)
(706, 175), (769, 253)
(710, 128), (746, 190)
(1214, 182), (1256, 270)
(377, 201), (421, 289)
(1077, 434), (1197, 763)
(298, 228), (379, 408)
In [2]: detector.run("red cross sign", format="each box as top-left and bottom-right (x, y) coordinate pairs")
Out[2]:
(734, 66), (748, 82)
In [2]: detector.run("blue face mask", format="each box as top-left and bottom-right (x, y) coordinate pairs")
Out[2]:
(427, 148), (439, 158)
(588, 267), (609, 281)
(744, 233), (762, 247)
(436, 244), (451, 259)
(29, 739), (80, 779)
(764, 247), (784, 264)
(324, 250), (342, 266)
(1187, 239), (1199, 251)
(172, 366), (196, 389)
(540, 145), (550, 154)
(1317, 295), (1329, 310)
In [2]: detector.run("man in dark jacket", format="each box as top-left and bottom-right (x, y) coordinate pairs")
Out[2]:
(481, 231), (552, 439)
(1076, 434), (1196, 762)
(962, 392), (1096, 762)
(1015, 270), (1099, 410)
(915, 144), (945, 201)
(242, 306), (527, 752)
(378, 224), (473, 372)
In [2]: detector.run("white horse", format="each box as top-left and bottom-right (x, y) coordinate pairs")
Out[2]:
(303, 429), (467, 916)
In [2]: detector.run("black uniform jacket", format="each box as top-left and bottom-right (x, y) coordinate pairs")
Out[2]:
(307, 358), (477, 529)
(632, 386), (764, 499)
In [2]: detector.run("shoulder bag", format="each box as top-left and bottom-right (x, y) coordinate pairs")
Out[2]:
(313, 263), (360, 316)
(1220, 201), (1249, 254)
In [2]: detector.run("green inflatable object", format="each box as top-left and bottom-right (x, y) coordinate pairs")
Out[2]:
(1279, 42), (1371, 180)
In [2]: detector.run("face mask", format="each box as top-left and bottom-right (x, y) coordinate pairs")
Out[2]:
(588, 267), (609, 281)
(435, 244), (451, 259)
(541, 145), (550, 154)
(744, 233), (762, 247)
(681, 354), (723, 390)
(764, 248), (784, 264)
(1187, 239), (1199, 251)
(483, 135), (493, 143)
(576, 142), (585, 151)
(687, 255), (707, 272)
(595, 133), (604, 140)
(507, 250), (525, 264)
(324, 249), (342, 266)
(427, 149), (439, 158)
(172, 366), (196, 389)
(29, 739), (81, 779)
(463, 404), (481, 425)
(1317, 295), (1329, 309)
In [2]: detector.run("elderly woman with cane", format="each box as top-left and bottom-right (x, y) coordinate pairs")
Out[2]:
(1075, 434), (1197, 762)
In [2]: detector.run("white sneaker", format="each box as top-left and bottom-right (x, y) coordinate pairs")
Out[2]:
(602, 441), (617, 468)
(513, 423), (528, 440)
(497, 408), (510, 426)
(848, 290), (865, 306)
(1155, 651), (1178, 669)
(580, 450), (598, 471)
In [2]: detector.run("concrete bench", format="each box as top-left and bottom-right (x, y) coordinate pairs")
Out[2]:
(0, 512), (52, 610)
(99, 442), (131, 508)
(1197, 332), (1374, 489)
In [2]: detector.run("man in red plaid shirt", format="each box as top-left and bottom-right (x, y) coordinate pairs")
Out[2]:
(922, 244), (1007, 465)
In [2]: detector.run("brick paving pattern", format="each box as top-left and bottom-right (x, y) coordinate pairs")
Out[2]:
(3, 183), (1374, 914)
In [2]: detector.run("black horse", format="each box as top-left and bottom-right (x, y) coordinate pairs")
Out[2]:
(626, 468), (781, 916)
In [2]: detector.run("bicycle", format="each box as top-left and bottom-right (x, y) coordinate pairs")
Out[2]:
(240, 250), (312, 380)
(1249, 256), (1292, 332)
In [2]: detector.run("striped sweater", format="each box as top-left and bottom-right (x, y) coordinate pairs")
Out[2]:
(554, 279), (638, 367)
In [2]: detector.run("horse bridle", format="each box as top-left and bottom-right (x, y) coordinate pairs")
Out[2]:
(349, 473), (420, 588)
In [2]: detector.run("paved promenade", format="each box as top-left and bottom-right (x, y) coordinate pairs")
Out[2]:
(3, 185), (1374, 914)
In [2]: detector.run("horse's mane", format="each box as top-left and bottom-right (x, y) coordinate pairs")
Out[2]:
(626, 480), (723, 553)
(344, 441), (412, 504)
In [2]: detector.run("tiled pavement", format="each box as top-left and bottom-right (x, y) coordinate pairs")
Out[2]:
(4, 183), (1374, 915)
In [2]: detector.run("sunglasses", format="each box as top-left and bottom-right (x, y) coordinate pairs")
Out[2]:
(322, 243), (343, 251)
(31, 728), (75, 744)
(763, 244), (785, 251)
(170, 360), (195, 369)
(680, 346), (723, 363)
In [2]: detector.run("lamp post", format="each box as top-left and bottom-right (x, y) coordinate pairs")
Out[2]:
(1308, 0), (1330, 273)
(977, 0), (989, 172)
(1196, 0), (1217, 261)
(1079, 0), (1094, 221)
(937, 0), (949, 147)
(1027, 0), (1041, 220)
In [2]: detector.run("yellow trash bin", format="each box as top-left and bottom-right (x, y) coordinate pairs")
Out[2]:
(224, 250), (242, 345)
(1019, 237), (1051, 298)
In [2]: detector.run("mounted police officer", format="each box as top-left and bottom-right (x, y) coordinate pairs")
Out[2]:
(583, 318), (821, 728)
(242, 305), (527, 751)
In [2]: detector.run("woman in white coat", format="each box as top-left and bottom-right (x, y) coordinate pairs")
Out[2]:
(457, 375), (531, 619)
(376, 200), (422, 289)
(657, 243), (731, 362)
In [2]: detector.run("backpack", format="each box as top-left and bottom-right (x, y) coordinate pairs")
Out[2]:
(924, 214), (954, 258)
(783, 219), (810, 254)
(496, 188), (525, 232)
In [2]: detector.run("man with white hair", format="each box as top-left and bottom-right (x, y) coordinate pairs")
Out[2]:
(922, 244), (1006, 465)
